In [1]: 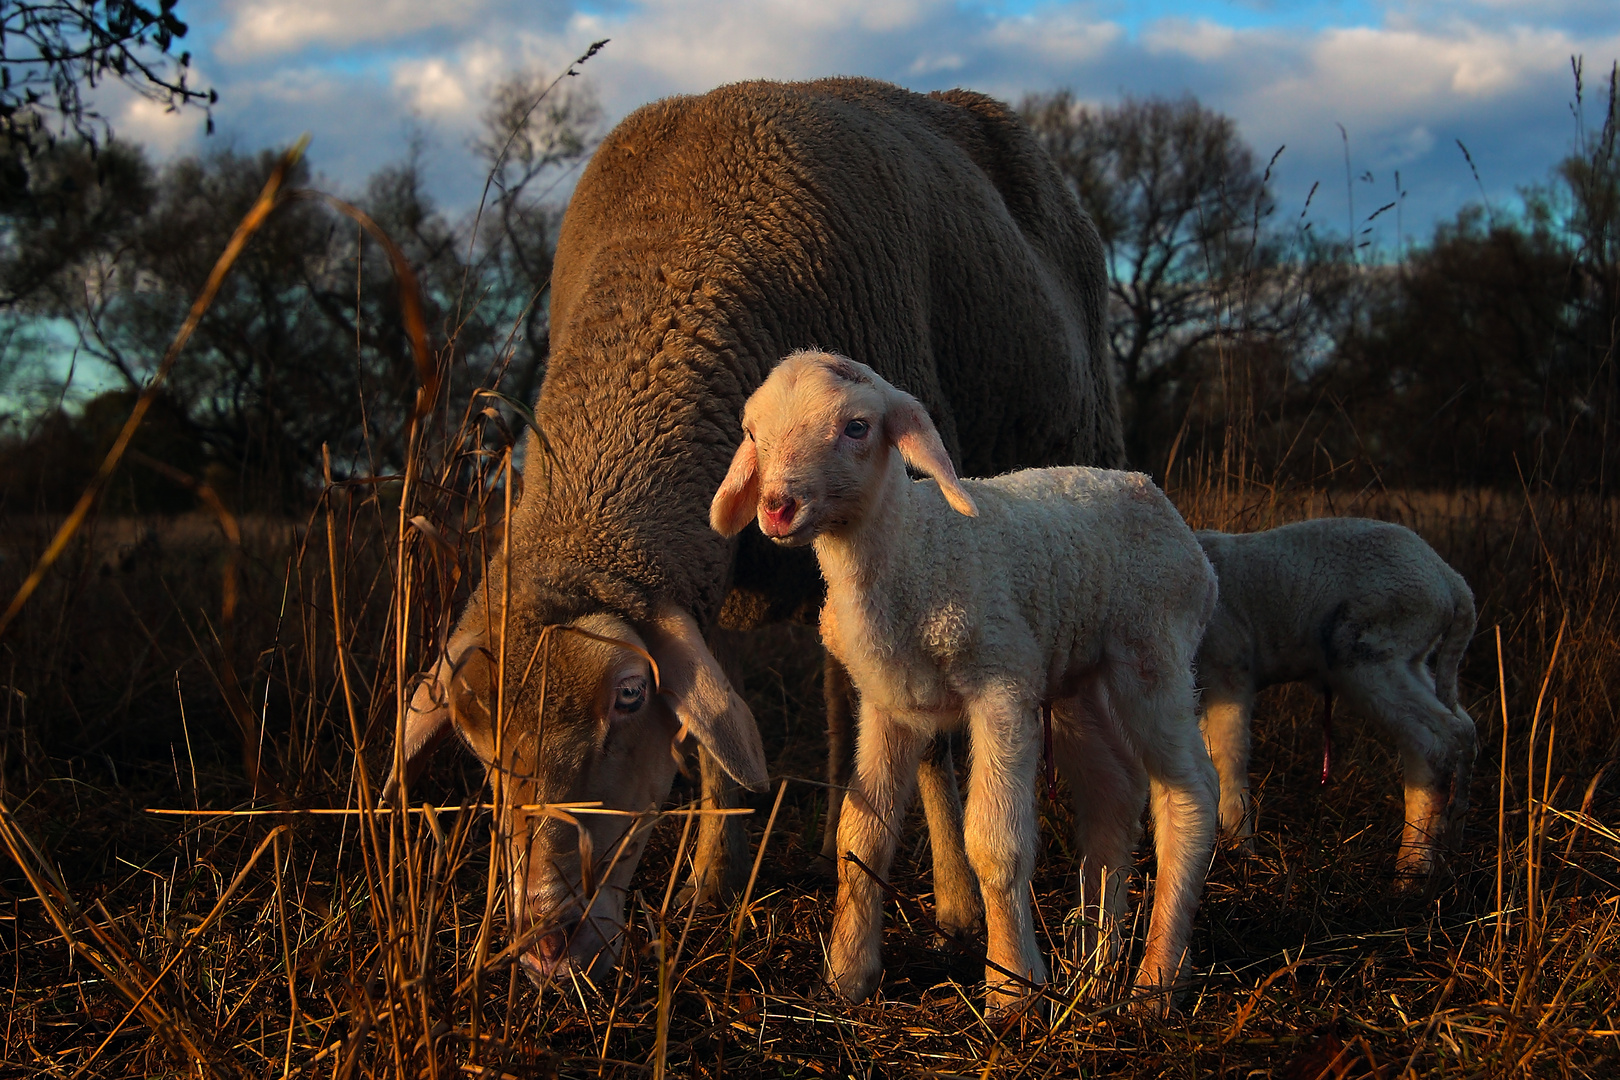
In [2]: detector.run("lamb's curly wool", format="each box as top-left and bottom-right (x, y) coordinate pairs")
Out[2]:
(712, 352), (1219, 1015)
(382, 79), (1124, 983)
(1195, 519), (1478, 881)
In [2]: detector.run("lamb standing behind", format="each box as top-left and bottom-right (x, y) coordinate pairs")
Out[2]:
(1195, 519), (1478, 882)
(710, 351), (1220, 1014)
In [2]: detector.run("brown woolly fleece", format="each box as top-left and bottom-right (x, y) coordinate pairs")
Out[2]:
(455, 75), (1123, 680)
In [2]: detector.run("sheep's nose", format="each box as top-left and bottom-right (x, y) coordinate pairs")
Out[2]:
(761, 496), (798, 536)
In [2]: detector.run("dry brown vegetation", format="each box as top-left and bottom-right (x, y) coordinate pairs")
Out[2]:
(3, 139), (1620, 1080)
(2, 400), (1618, 1079)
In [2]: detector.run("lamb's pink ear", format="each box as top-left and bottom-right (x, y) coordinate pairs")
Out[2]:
(710, 436), (760, 537)
(886, 394), (978, 517)
(641, 604), (768, 791)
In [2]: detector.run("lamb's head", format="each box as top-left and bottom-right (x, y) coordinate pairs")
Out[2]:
(383, 602), (766, 987)
(710, 350), (976, 544)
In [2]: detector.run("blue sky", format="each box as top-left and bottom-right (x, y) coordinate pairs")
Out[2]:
(88, 0), (1620, 250)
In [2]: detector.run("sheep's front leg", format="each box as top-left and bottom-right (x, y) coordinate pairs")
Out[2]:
(686, 631), (751, 904)
(963, 694), (1045, 1015)
(822, 661), (980, 937)
(827, 707), (928, 1002)
(1199, 679), (1257, 845)
(683, 745), (749, 904)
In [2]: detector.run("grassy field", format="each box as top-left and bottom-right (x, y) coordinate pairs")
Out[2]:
(1, 447), (1617, 1079)
(1, 139), (1616, 1078)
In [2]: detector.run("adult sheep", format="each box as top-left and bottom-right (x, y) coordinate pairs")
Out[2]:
(384, 77), (1124, 984)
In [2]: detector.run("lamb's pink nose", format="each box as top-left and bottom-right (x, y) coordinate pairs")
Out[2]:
(761, 496), (798, 536)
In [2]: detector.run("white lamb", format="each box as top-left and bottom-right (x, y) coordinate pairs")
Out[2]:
(1195, 519), (1477, 882)
(709, 350), (1220, 1015)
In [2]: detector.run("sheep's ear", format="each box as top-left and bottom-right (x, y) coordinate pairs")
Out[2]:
(378, 628), (497, 807)
(886, 395), (978, 517)
(710, 435), (760, 537)
(379, 671), (454, 807)
(641, 604), (768, 791)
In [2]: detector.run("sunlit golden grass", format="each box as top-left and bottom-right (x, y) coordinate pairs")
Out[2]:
(3, 141), (1619, 1080)
(3, 445), (1618, 1077)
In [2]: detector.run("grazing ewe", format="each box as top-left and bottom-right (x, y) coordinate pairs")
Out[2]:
(1195, 519), (1477, 882)
(381, 78), (1124, 984)
(711, 351), (1219, 1015)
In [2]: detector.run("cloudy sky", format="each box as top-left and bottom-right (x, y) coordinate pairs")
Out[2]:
(106, 0), (1620, 249)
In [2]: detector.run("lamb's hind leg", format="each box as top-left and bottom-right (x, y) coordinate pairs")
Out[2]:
(1337, 662), (1477, 885)
(1051, 690), (1146, 992)
(820, 654), (855, 873)
(1199, 679), (1257, 846)
(962, 693), (1046, 1016)
(917, 732), (983, 941)
(1116, 666), (1218, 1015)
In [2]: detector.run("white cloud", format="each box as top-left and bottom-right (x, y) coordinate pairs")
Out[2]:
(154, 0), (1620, 240)
(389, 43), (517, 122)
(221, 0), (493, 58)
(1144, 18), (1240, 62)
(116, 95), (206, 156)
(983, 14), (1123, 69)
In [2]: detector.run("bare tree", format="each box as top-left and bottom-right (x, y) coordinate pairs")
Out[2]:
(1020, 91), (1281, 462)
(469, 66), (601, 405)
(0, 0), (213, 141)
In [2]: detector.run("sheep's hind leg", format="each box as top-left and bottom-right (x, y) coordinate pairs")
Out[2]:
(1051, 693), (1145, 996)
(962, 693), (1046, 1017)
(1120, 670), (1218, 1015)
(917, 732), (983, 943)
(828, 708), (929, 1002)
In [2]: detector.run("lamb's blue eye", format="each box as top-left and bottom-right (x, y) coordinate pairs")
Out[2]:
(614, 677), (647, 714)
(844, 419), (870, 439)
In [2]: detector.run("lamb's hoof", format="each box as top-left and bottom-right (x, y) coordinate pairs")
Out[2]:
(674, 864), (732, 910)
(1128, 979), (1177, 1018)
(1392, 856), (1437, 897)
(984, 979), (1047, 1023)
(930, 905), (983, 950)
(826, 956), (882, 1003)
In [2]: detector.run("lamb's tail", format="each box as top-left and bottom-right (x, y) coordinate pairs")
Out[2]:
(1433, 573), (1477, 711)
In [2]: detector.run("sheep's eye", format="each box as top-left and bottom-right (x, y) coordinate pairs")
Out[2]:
(843, 418), (870, 439)
(613, 677), (647, 715)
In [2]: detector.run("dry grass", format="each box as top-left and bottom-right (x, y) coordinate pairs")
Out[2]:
(2, 446), (1618, 1078)
(2, 144), (1619, 1080)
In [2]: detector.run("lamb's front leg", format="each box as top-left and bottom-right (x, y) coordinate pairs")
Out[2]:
(827, 706), (929, 1002)
(963, 693), (1046, 1015)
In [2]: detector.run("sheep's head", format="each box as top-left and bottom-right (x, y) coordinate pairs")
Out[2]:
(382, 603), (766, 987)
(710, 350), (976, 544)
